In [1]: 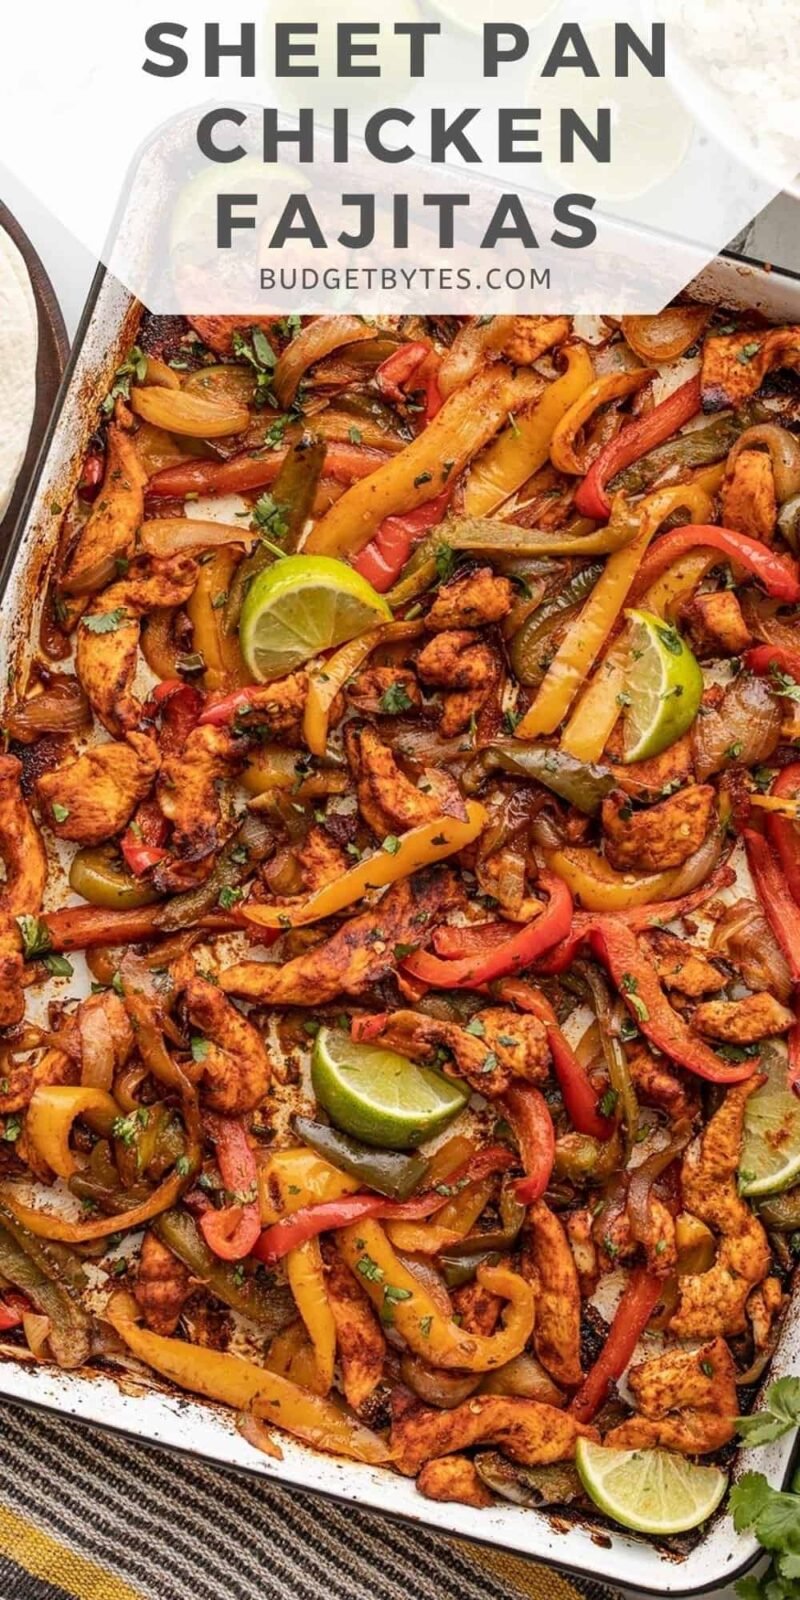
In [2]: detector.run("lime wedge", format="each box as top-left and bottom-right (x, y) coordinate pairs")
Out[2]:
(576, 1440), (727, 1535)
(620, 609), (704, 764)
(739, 1046), (800, 1197)
(239, 555), (391, 682)
(311, 1027), (468, 1149)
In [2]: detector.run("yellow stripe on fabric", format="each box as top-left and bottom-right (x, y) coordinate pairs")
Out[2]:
(458, 1541), (584, 1600)
(0, 1503), (146, 1600)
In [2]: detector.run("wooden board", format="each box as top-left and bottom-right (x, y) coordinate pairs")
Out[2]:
(0, 199), (69, 556)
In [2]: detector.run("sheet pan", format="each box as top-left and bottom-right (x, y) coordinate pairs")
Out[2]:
(1, 247), (799, 1597)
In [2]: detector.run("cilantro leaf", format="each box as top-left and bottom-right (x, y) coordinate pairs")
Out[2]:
(738, 1377), (800, 1446)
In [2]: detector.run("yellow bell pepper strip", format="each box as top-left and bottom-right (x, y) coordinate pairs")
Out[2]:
(444, 517), (637, 558)
(545, 821), (725, 912)
(186, 548), (248, 693)
(305, 366), (543, 559)
(387, 1173), (496, 1255)
(259, 1148), (359, 1226)
(106, 1291), (390, 1464)
(518, 481), (713, 746)
(338, 1218), (535, 1371)
(265, 1320), (323, 1392)
(304, 630), (384, 757)
(550, 369), (654, 476)
(239, 802), (487, 930)
(463, 345), (594, 517)
(286, 1238), (337, 1395)
(243, 749), (349, 801)
(24, 1086), (119, 1181)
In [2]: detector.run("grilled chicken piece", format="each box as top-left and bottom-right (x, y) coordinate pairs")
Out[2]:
(693, 992), (794, 1043)
(606, 730), (694, 801)
(221, 870), (460, 1006)
(522, 1201), (583, 1388)
(157, 724), (242, 862)
(605, 1339), (737, 1455)
(565, 1208), (599, 1298)
(627, 1045), (699, 1123)
(416, 1457), (494, 1509)
(594, 1193), (677, 1279)
(747, 1276), (784, 1351)
(215, 673), (309, 744)
(701, 326), (800, 411)
(426, 569), (514, 632)
(680, 590), (753, 658)
(671, 1079), (771, 1339)
(416, 630), (500, 737)
(322, 1243), (386, 1415)
(602, 784), (715, 872)
(638, 929), (725, 998)
(36, 733), (160, 845)
(451, 1277), (503, 1337)
(345, 725), (442, 837)
(180, 972), (272, 1113)
(720, 448), (777, 543)
(504, 316), (571, 365)
(0, 755), (48, 1027)
(264, 825), (350, 901)
(187, 315), (279, 358)
(0, 1045), (77, 1120)
(345, 666), (421, 716)
(134, 1231), (192, 1336)
(392, 1395), (597, 1477)
(61, 425), (148, 594)
(76, 557), (198, 734)
(367, 1006), (549, 1097)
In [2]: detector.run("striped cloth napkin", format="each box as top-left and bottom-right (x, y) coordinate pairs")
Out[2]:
(0, 1399), (617, 1600)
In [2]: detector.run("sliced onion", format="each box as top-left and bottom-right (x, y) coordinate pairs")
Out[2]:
(274, 318), (379, 409)
(22, 1312), (52, 1361)
(236, 1411), (284, 1459)
(79, 1004), (116, 1091)
(621, 306), (711, 363)
(5, 677), (91, 743)
(693, 674), (782, 780)
(130, 387), (250, 439)
(140, 520), (257, 558)
(401, 1354), (480, 1407)
(439, 317), (515, 397)
(742, 592), (800, 653)
(726, 424), (800, 506)
(711, 899), (792, 1004)
(627, 1122), (692, 1247)
(479, 1353), (565, 1407)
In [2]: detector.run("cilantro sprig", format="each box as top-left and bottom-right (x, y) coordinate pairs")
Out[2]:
(732, 1378), (800, 1598)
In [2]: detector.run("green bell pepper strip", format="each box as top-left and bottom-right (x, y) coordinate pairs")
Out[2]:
(443, 517), (637, 558)
(611, 400), (769, 497)
(292, 1117), (430, 1202)
(508, 563), (603, 687)
(152, 1211), (296, 1333)
(461, 741), (615, 815)
(224, 434), (326, 634)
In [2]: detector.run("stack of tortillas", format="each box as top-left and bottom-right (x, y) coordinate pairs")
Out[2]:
(0, 224), (38, 522)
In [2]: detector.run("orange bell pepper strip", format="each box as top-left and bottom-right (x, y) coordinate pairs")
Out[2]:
(337, 1218), (535, 1370)
(186, 547), (248, 693)
(147, 441), (390, 501)
(570, 1268), (662, 1424)
(24, 1086), (119, 1181)
(239, 801), (487, 930)
(258, 1148), (360, 1226)
(464, 344), (594, 517)
(305, 365), (543, 558)
(106, 1291), (390, 1464)
(549, 368), (654, 476)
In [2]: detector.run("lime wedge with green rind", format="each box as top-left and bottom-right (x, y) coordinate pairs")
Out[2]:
(311, 1027), (468, 1150)
(239, 554), (391, 682)
(621, 608), (704, 763)
(739, 1045), (800, 1198)
(576, 1440), (728, 1535)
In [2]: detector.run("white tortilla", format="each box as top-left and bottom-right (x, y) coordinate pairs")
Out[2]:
(0, 225), (38, 522)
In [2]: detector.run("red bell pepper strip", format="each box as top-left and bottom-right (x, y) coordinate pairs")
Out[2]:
(198, 689), (255, 727)
(433, 922), (523, 959)
(351, 1013), (390, 1042)
(631, 525), (800, 604)
(570, 1268), (663, 1424)
(0, 1298), (24, 1330)
(40, 903), (241, 952)
(501, 1084), (556, 1205)
(575, 376), (702, 522)
(199, 1117), (262, 1261)
(375, 342), (430, 403)
(121, 797), (170, 879)
(764, 764), (800, 909)
(147, 441), (389, 501)
(744, 828), (800, 985)
(401, 873), (573, 990)
(354, 488), (453, 593)
(586, 917), (758, 1082)
(745, 644), (800, 684)
(148, 679), (204, 753)
(253, 1144), (514, 1265)
(422, 369), (443, 422)
(494, 978), (614, 1142)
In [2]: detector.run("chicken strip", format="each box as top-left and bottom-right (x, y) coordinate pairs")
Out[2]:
(522, 1202), (583, 1388)
(639, 929), (725, 998)
(36, 733), (160, 845)
(693, 993), (794, 1043)
(345, 725), (442, 838)
(627, 1045), (698, 1123)
(157, 724), (243, 863)
(181, 973), (272, 1113)
(504, 316), (571, 365)
(747, 1276), (784, 1352)
(264, 825), (350, 901)
(367, 1005), (549, 1097)
(345, 666), (421, 717)
(701, 325), (800, 411)
(416, 1457), (494, 1509)
(321, 1242), (386, 1415)
(392, 1395), (597, 1477)
(61, 424), (148, 594)
(214, 672), (309, 744)
(220, 869), (459, 1006)
(566, 1208), (599, 1299)
(426, 569), (514, 631)
(187, 315), (280, 358)
(606, 1339), (737, 1455)
(721, 449), (777, 544)
(134, 1231), (192, 1336)
(76, 557), (198, 734)
(0, 755), (48, 1027)
(680, 590), (752, 659)
(671, 1079), (771, 1339)
(416, 630), (500, 737)
(607, 731), (694, 801)
(451, 1278), (503, 1338)
(602, 784), (715, 872)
